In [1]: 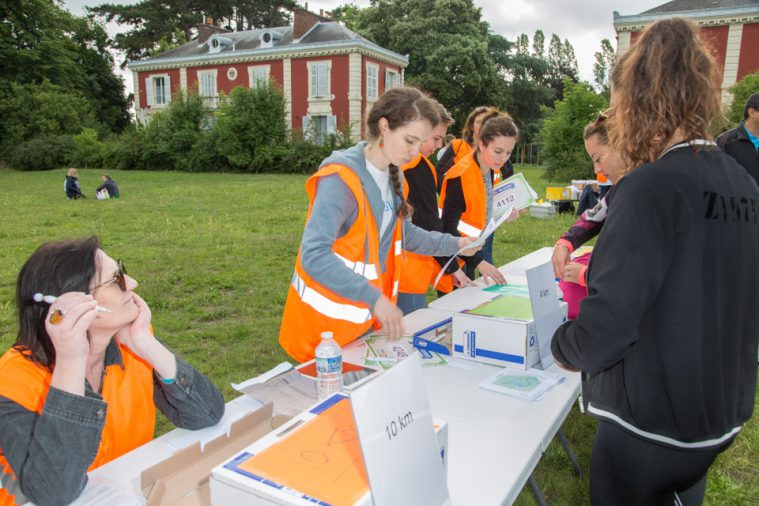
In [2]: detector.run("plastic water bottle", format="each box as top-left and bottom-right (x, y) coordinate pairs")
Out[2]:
(315, 332), (343, 400)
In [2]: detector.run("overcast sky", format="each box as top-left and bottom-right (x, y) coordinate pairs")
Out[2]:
(64, 0), (666, 95)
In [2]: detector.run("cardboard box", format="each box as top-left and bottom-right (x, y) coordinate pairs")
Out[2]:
(140, 403), (289, 506)
(209, 395), (448, 506)
(529, 203), (556, 219)
(412, 315), (453, 355)
(452, 300), (568, 370)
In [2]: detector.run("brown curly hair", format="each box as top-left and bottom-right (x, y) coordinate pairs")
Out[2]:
(607, 18), (721, 170)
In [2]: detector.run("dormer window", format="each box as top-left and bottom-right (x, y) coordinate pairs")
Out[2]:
(260, 30), (280, 49)
(208, 35), (233, 54)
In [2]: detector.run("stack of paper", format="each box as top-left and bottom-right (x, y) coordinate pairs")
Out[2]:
(464, 294), (534, 321)
(364, 334), (447, 370)
(479, 367), (566, 401)
(233, 366), (317, 416)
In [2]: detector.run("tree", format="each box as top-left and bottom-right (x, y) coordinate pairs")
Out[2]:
(88, 1), (203, 63)
(214, 83), (287, 169)
(532, 30), (545, 59)
(88, 1), (297, 64)
(331, 3), (363, 31)
(139, 91), (209, 171)
(726, 69), (759, 125)
(0, 0), (129, 138)
(545, 33), (579, 101)
(0, 79), (98, 163)
(345, 0), (509, 131)
(592, 38), (615, 97)
(516, 33), (529, 55)
(539, 80), (608, 181)
(488, 33), (553, 143)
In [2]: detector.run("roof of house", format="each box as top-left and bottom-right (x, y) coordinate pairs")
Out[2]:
(128, 21), (408, 70)
(642, 0), (759, 15)
(614, 0), (759, 27)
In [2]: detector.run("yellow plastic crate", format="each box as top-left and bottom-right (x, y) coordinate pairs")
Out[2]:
(546, 187), (572, 200)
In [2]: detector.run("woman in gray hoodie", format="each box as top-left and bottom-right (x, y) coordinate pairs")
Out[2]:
(279, 87), (479, 362)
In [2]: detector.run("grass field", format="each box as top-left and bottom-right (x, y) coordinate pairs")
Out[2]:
(0, 166), (756, 505)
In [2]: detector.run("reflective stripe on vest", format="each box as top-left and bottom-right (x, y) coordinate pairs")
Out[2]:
(334, 252), (379, 280)
(394, 239), (402, 256)
(291, 271), (372, 324)
(457, 219), (483, 237)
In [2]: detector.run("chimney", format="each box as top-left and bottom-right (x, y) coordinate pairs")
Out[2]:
(197, 20), (231, 45)
(293, 7), (330, 39)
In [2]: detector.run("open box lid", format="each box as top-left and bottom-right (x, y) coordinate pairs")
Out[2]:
(140, 402), (290, 505)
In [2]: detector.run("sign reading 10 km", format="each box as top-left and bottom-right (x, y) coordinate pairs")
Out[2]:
(385, 410), (414, 441)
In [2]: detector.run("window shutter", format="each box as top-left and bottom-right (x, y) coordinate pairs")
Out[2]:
(145, 77), (153, 107)
(327, 115), (337, 135)
(165, 75), (172, 103)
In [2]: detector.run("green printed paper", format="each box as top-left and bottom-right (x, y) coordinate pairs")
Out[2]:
(466, 295), (533, 321)
(482, 283), (530, 297)
(493, 374), (541, 392)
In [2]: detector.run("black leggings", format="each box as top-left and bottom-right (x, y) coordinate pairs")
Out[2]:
(590, 421), (731, 506)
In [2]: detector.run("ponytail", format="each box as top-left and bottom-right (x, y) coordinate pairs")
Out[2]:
(389, 164), (413, 219)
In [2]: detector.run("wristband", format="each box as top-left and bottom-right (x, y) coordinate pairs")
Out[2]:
(555, 239), (575, 254)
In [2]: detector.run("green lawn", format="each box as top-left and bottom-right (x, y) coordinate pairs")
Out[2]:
(0, 166), (756, 505)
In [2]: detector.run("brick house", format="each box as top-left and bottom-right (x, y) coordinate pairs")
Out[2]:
(614, 0), (759, 104)
(127, 8), (408, 142)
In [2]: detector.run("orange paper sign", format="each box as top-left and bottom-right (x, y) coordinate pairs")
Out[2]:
(237, 397), (369, 505)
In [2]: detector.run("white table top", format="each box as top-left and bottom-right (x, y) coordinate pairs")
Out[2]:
(81, 247), (579, 506)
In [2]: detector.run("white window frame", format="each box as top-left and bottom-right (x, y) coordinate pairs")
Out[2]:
(197, 69), (218, 108)
(227, 67), (238, 81)
(385, 69), (400, 91)
(198, 70), (217, 98)
(308, 60), (331, 100)
(146, 73), (171, 108)
(366, 62), (378, 100)
(304, 114), (337, 145)
(248, 64), (270, 89)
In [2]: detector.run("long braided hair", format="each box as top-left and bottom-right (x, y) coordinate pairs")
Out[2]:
(366, 87), (441, 219)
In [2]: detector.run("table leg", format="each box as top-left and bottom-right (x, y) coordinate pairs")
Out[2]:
(528, 474), (548, 506)
(557, 428), (582, 477)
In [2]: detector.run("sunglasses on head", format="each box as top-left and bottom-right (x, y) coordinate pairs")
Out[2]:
(87, 259), (127, 293)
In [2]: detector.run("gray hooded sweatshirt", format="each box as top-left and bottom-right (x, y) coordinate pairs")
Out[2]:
(300, 142), (460, 307)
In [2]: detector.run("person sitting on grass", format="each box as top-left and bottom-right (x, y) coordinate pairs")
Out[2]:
(0, 237), (225, 506)
(95, 173), (120, 199)
(64, 168), (84, 199)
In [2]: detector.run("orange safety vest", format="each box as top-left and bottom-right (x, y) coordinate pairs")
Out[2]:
(279, 164), (403, 363)
(439, 152), (488, 239)
(450, 139), (473, 165)
(0, 343), (155, 506)
(399, 155), (457, 294)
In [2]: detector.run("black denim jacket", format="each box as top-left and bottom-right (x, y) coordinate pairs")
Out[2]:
(0, 339), (225, 505)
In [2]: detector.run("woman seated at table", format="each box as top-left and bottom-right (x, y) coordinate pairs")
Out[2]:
(0, 237), (225, 506)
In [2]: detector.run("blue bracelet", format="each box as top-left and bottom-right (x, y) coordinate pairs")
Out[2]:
(160, 376), (175, 384)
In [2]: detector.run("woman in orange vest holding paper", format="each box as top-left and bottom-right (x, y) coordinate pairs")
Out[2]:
(440, 111), (519, 283)
(397, 100), (472, 314)
(435, 106), (494, 187)
(279, 87), (479, 362)
(0, 237), (224, 506)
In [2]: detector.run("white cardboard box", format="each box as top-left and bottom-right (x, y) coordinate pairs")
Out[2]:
(209, 395), (448, 506)
(452, 301), (568, 370)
